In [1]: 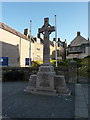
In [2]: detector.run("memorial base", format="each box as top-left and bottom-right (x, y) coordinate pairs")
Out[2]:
(25, 65), (70, 96)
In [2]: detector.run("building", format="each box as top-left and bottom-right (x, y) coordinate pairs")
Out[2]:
(0, 22), (35, 67)
(0, 22), (64, 67)
(57, 38), (67, 61)
(67, 32), (90, 59)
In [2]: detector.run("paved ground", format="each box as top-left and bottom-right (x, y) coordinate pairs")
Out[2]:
(0, 81), (2, 120)
(2, 81), (75, 118)
(1, 81), (89, 119)
(75, 84), (88, 118)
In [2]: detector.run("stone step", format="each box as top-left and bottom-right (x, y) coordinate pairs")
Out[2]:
(30, 90), (58, 96)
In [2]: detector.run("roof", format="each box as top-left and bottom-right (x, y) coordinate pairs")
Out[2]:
(70, 34), (89, 46)
(0, 22), (55, 46)
(0, 22), (34, 42)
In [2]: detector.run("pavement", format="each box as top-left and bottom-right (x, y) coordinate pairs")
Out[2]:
(2, 81), (75, 118)
(1, 81), (89, 119)
(75, 83), (88, 118)
(0, 81), (2, 120)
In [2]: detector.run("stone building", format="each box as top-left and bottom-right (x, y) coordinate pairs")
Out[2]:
(0, 22), (64, 67)
(67, 32), (90, 59)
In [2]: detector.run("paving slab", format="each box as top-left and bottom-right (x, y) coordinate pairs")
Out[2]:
(2, 81), (75, 118)
(2, 81), (89, 119)
(75, 107), (88, 118)
(75, 84), (88, 118)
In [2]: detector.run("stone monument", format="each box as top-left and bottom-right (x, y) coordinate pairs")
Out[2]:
(25, 18), (70, 95)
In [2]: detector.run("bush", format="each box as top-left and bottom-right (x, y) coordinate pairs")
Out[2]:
(77, 57), (90, 77)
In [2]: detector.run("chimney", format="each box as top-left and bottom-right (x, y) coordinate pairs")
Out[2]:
(88, 37), (89, 41)
(53, 38), (56, 41)
(33, 37), (37, 41)
(58, 38), (60, 41)
(77, 32), (80, 36)
(24, 28), (28, 36)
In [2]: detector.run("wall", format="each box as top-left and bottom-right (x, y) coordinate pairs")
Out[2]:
(2, 66), (69, 82)
(2, 42), (20, 66)
(33, 41), (43, 61)
(0, 28), (21, 66)
(0, 28), (30, 67)
(20, 38), (29, 67)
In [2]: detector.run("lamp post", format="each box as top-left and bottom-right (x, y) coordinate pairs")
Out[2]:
(55, 15), (58, 67)
(29, 20), (32, 66)
(59, 45), (61, 64)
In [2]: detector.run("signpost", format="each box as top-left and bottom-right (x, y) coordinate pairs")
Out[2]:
(25, 58), (31, 66)
(0, 57), (8, 66)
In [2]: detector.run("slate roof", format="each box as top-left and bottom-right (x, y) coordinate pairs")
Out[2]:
(70, 33), (89, 46)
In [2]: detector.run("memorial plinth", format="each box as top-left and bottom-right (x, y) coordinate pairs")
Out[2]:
(25, 18), (70, 96)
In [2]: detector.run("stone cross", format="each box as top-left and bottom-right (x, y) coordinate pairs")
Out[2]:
(25, 17), (70, 96)
(38, 18), (55, 64)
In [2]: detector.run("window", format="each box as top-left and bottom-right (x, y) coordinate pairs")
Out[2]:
(58, 43), (60, 47)
(82, 47), (86, 53)
(70, 46), (82, 53)
(37, 48), (40, 51)
(37, 55), (40, 57)
(70, 47), (75, 51)
(17, 44), (19, 47)
(17, 57), (20, 62)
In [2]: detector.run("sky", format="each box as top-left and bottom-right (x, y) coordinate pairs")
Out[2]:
(1, 2), (88, 44)
(88, 2), (90, 39)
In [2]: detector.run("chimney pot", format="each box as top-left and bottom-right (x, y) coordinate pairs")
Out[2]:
(53, 38), (56, 41)
(58, 38), (60, 41)
(24, 28), (28, 36)
(77, 32), (80, 36)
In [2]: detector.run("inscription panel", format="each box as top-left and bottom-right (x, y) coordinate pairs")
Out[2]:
(36, 72), (55, 90)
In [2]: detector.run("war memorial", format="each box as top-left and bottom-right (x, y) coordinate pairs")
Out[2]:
(25, 18), (70, 96)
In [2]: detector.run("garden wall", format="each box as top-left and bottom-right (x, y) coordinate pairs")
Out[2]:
(2, 66), (69, 82)
(2, 65), (89, 83)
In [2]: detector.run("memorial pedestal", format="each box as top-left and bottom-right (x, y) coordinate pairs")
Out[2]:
(25, 65), (70, 96)
(25, 17), (70, 96)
